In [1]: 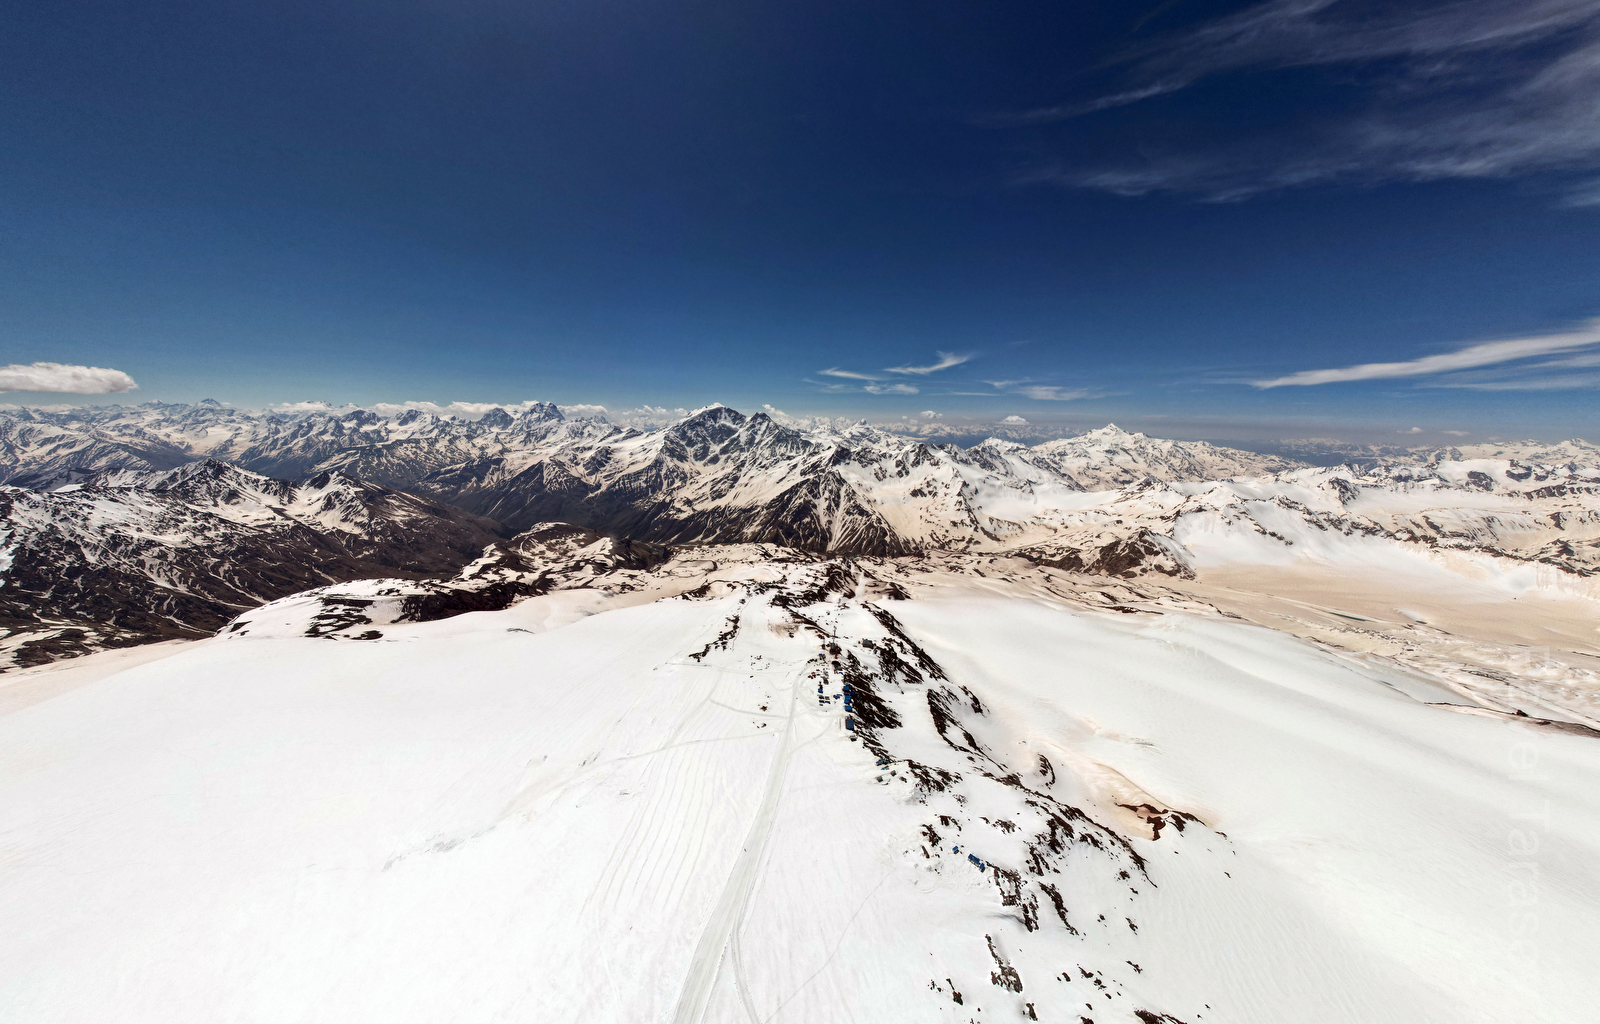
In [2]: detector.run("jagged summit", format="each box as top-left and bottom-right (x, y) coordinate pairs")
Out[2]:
(1084, 421), (1140, 437)
(673, 404), (745, 429)
(515, 401), (563, 423)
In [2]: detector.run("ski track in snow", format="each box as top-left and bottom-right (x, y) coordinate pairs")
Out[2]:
(673, 625), (795, 1024)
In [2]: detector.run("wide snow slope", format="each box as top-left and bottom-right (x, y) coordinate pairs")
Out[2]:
(1, 565), (1596, 1024)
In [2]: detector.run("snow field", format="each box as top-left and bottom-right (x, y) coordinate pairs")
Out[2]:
(892, 596), (1600, 1020)
(0, 569), (1596, 1023)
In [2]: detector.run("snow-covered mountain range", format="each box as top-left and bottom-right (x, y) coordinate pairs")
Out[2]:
(0, 399), (571, 486)
(1, 399), (1295, 503)
(5, 401), (1600, 669)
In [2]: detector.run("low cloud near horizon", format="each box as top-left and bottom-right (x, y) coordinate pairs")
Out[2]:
(0, 362), (138, 394)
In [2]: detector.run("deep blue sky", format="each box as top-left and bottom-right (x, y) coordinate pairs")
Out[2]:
(3, 0), (1599, 440)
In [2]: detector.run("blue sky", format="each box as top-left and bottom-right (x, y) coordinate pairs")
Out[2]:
(2, 0), (1599, 440)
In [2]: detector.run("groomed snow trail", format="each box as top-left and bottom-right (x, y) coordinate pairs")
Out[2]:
(1, 560), (1597, 1023)
(672, 602), (807, 1024)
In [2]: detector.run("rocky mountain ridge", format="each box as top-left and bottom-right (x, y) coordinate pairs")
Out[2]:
(0, 460), (505, 668)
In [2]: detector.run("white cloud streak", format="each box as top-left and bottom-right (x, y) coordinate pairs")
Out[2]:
(983, 379), (1103, 401)
(1252, 319), (1600, 387)
(1426, 372), (1600, 390)
(1016, 385), (1097, 401)
(884, 352), (972, 375)
(865, 382), (920, 395)
(0, 362), (139, 394)
(819, 367), (882, 380)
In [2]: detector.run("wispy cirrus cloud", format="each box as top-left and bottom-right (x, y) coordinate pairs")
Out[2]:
(991, 84), (1182, 126)
(866, 382), (920, 395)
(805, 377), (918, 396)
(1006, 0), (1600, 203)
(1426, 371), (1600, 390)
(1424, 343), (1600, 389)
(1016, 385), (1098, 401)
(814, 352), (969, 395)
(1252, 318), (1600, 387)
(884, 352), (972, 375)
(0, 362), (138, 394)
(982, 378), (1103, 401)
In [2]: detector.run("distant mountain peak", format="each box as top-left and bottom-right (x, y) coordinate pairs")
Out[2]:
(682, 405), (744, 424)
(516, 402), (563, 423)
